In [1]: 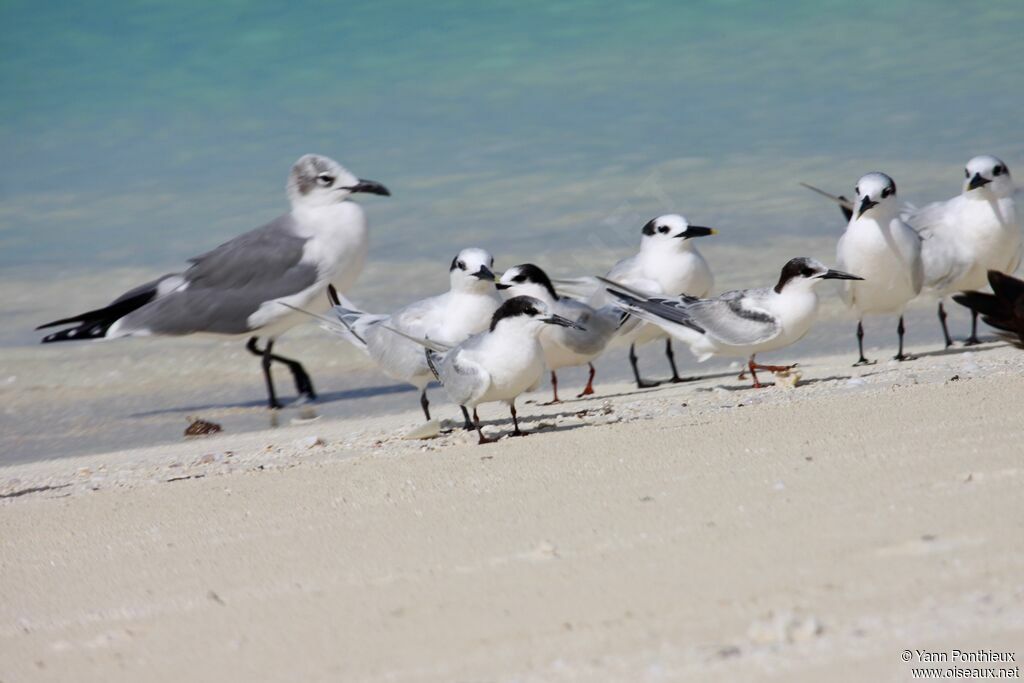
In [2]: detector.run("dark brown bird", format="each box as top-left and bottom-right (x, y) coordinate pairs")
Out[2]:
(953, 270), (1024, 348)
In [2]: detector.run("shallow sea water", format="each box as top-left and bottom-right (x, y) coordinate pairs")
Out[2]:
(2, 1), (1022, 460)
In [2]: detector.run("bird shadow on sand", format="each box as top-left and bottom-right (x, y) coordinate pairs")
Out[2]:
(903, 339), (1003, 360)
(523, 369), (743, 406)
(128, 382), (417, 418)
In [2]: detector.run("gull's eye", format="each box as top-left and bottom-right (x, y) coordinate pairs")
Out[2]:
(993, 165), (1004, 176)
(316, 173), (334, 187)
(456, 261), (466, 270)
(658, 226), (669, 234)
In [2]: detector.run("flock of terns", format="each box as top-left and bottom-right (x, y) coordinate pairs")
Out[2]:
(37, 153), (1023, 443)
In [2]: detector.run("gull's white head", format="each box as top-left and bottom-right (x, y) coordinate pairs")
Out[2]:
(449, 248), (496, 292)
(963, 155), (1013, 198)
(639, 214), (716, 251)
(773, 257), (864, 293)
(287, 154), (390, 208)
(852, 172), (898, 220)
(488, 296), (583, 336)
(496, 264), (558, 304)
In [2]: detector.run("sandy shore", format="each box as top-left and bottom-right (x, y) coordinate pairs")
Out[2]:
(2, 341), (1023, 681)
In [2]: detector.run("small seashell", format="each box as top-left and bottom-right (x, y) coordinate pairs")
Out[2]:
(402, 420), (442, 440)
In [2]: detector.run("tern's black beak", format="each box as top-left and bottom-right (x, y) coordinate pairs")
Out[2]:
(495, 282), (511, 290)
(346, 179), (391, 196)
(543, 314), (586, 331)
(675, 225), (717, 239)
(820, 269), (864, 281)
(857, 195), (878, 218)
(472, 265), (495, 281)
(967, 173), (991, 191)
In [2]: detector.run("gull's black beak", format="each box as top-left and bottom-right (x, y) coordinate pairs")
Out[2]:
(544, 314), (585, 331)
(967, 173), (991, 191)
(346, 179), (391, 196)
(472, 265), (495, 281)
(857, 195), (878, 218)
(820, 269), (864, 281)
(675, 226), (717, 239)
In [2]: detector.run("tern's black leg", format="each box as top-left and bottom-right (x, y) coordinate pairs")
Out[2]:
(894, 316), (915, 361)
(420, 389), (431, 421)
(937, 302), (954, 348)
(576, 363), (596, 398)
(246, 337), (317, 400)
(510, 401), (527, 437)
(964, 309), (981, 346)
(460, 405), (474, 431)
(246, 337), (281, 409)
(665, 339), (682, 382)
(665, 338), (697, 383)
(472, 407), (493, 445)
(548, 371), (560, 404)
(629, 343), (660, 389)
(853, 321), (875, 367)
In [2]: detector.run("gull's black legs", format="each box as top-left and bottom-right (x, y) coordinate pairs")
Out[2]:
(894, 315), (915, 361)
(246, 337), (317, 405)
(629, 343), (660, 389)
(246, 337), (281, 409)
(420, 389), (431, 421)
(964, 309), (981, 346)
(937, 302), (954, 348)
(853, 321), (875, 367)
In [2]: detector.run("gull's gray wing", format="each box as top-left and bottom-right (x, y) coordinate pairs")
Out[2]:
(114, 215), (318, 335)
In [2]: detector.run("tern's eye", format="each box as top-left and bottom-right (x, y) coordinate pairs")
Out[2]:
(658, 226), (669, 234)
(316, 173), (334, 187)
(881, 186), (894, 198)
(456, 261), (466, 270)
(513, 274), (526, 282)
(994, 165), (1005, 176)
(855, 186), (860, 195)
(965, 168), (970, 178)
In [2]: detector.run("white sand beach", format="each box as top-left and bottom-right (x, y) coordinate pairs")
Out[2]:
(2, 340), (1022, 682)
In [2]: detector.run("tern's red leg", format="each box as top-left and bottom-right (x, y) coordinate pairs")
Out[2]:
(746, 357), (763, 389)
(576, 363), (596, 398)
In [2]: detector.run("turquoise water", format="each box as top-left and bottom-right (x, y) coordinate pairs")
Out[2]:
(4, 1), (1024, 278)
(2, 1), (1023, 460)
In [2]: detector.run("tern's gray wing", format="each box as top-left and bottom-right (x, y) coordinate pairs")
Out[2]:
(684, 289), (781, 345)
(553, 297), (620, 355)
(902, 200), (969, 292)
(115, 215), (318, 335)
(436, 346), (489, 406)
(637, 289), (779, 346)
